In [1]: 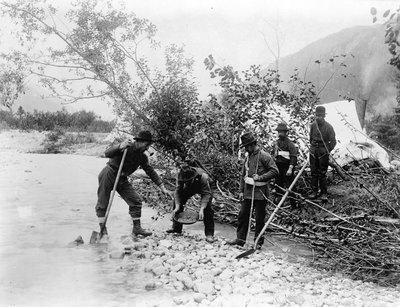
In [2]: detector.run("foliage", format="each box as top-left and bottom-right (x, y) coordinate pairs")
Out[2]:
(371, 5), (400, 70)
(366, 115), (400, 151)
(0, 107), (115, 132)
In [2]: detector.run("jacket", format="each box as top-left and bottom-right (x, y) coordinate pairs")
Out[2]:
(104, 142), (162, 186)
(240, 148), (279, 200)
(273, 137), (298, 166)
(310, 121), (337, 152)
(175, 167), (212, 209)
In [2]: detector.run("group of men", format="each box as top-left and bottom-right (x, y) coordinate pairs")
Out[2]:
(94, 105), (336, 245)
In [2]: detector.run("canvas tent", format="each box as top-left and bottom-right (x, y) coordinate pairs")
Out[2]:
(321, 100), (391, 169)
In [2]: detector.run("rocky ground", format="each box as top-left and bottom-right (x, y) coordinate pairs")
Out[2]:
(104, 231), (400, 307)
(1, 130), (400, 306)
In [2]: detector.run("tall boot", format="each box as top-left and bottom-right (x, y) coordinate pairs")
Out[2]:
(308, 175), (319, 199)
(132, 219), (152, 237)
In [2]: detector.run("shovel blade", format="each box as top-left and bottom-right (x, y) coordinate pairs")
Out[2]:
(89, 231), (99, 244)
(236, 248), (256, 259)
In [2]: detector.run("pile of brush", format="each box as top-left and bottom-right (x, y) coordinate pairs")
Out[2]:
(132, 165), (400, 287)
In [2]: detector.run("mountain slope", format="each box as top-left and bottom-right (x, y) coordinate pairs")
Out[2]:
(271, 25), (398, 118)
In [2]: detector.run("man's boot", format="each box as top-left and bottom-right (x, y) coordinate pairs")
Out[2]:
(132, 220), (152, 237)
(206, 235), (214, 243)
(226, 238), (245, 247)
(166, 220), (183, 234)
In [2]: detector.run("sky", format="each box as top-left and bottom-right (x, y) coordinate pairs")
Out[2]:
(3, 0), (399, 120)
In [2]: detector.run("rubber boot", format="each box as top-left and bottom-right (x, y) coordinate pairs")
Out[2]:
(132, 220), (152, 237)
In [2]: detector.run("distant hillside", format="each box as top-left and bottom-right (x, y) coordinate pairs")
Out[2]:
(270, 25), (398, 119)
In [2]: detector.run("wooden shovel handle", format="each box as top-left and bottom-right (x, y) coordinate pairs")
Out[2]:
(100, 148), (128, 235)
(254, 160), (308, 247)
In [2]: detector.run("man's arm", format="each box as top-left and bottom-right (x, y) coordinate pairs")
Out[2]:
(288, 141), (298, 166)
(328, 125), (337, 152)
(141, 154), (163, 186)
(174, 179), (184, 207)
(104, 143), (122, 158)
(239, 159), (246, 193)
(256, 153), (279, 181)
(199, 174), (212, 209)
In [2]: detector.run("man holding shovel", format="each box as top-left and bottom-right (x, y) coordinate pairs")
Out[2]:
(166, 163), (215, 243)
(95, 130), (171, 238)
(228, 132), (278, 248)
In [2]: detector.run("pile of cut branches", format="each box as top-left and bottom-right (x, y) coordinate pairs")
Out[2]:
(132, 165), (400, 287)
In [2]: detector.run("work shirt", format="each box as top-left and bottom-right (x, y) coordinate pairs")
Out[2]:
(240, 148), (279, 200)
(175, 167), (212, 209)
(104, 142), (162, 186)
(310, 121), (337, 152)
(273, 137), (298, 166)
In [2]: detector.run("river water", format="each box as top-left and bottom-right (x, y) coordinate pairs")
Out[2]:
(0, 153), (311, 306)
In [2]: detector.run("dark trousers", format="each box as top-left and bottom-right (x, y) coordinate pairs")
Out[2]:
(237, 199), (266, 246)
(310, 146), (329, 194)
(95, 165), (142, 219)
(171, 199), (215, 236)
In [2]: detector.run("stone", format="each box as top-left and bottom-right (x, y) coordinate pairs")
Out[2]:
(159, 239), (174, 249)
(219, 269), (234, 280)
(194, 281), (214, 295)
(287, 294), (306, 305)
(171, 263), (185, 272)
(145, 282), (156, 291)
(109, 251), (125, 259)
(193, 293), (207, 303)
(211, 267), (223, 277)
(152, 266), (169, 276)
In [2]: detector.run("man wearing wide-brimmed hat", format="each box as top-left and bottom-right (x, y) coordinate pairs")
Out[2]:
(95, 130), (172, 237)
(166, 162), (215, 242)
(309, 106), (336, 201)
(272, 122), (298, 202)
(228, 132), (279, 247)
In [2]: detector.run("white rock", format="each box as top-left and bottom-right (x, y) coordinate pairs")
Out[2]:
(152, 266), (169, 276)
(193, 293), (207, 303)
(194, 281), (214, 295)
(219, 269), (234, 280)
(109, 251), (125, 259)
(171, 263), (185, 272)
(159, 239), (174, 248)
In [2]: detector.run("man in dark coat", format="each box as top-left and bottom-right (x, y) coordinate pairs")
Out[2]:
(272, 122), (298, 194)
(309, 106), (337, 201)
(95, 130), (172, 237)
(228, 132), (279, 247)
(167, 163), (215, 243)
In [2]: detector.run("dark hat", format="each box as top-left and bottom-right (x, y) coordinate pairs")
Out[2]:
(240, 132), (257, 148)
(315, 106), (326, 116)
(276, 122), (289, 131)
(134, 130), (154, 143)
(177, 165), (198, 183)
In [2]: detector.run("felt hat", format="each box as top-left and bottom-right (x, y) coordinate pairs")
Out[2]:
(177, 166), (198, 183)
(315, 106), (326, 116)
(276, 122), (289, 131)
(134, 130), (154, 143)
(240, 132), (257, 147)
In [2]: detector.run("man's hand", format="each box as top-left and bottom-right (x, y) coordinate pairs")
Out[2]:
(286, 166), (293, 177)
(198, 207), (205, 221)
(238, 192), (244, 201)
(252, 174), (260, 181)
(119, 140), (132, 151)
(160, 184), (173, 199)
(172, 205), (180, 217)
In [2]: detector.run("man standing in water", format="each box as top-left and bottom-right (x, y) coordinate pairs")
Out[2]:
(309, 106), (336, 201)
(95, 130), (172, 237)
(228, 132), (278, 247)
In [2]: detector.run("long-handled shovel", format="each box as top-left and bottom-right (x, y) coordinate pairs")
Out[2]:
(90, 148), (128, 244)
(236, 160), (308, 259)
